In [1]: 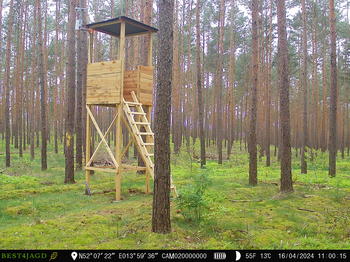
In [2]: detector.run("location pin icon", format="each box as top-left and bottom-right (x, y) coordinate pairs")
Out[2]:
(71, 252), (78, 261)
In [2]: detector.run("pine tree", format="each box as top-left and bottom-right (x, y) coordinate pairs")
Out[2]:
(300, 0), (308, 174)
(216, 0), (225, 165)
(36, 0), (47, 170)
(328, 0), (337, 177)
(65, 0), (77, 183)
(249, 0), (258, 185)
(152, 0), (174, 234)
(4, 0), (14, 167)
(196, 0), (206, 168)
(276, 0), (293, 193)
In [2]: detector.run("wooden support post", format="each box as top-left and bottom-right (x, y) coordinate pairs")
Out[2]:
(115, 22), (126, 201)
(148, 33), (153, 66)
(85, 105), (91, 194)
(146, 33), (153, 194)
(145, 167), (150, 193)
(115, 104), (122, 201)
(145, 105), (152, 194)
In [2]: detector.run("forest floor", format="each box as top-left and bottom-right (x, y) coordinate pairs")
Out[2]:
(0, 142), (350, 249)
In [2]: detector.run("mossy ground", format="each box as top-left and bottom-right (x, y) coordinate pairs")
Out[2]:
(0, 140), (349, 249)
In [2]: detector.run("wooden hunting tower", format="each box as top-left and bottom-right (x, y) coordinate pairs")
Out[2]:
(84, 16), (175, 201)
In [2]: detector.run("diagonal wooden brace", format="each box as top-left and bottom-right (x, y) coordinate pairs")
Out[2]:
(120, 138), (133, 159)
(86, 106), (119, 169)
(86, 110), (118, 167)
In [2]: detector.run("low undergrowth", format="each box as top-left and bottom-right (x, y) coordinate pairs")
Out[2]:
(0, 142), (349, 249)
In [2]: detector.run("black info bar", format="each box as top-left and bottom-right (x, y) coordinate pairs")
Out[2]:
(0, 250), (348, 262)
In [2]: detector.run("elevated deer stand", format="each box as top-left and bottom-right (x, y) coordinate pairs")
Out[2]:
(84, 16), (176, 201)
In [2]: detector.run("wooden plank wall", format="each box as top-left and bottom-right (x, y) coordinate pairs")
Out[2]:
(87, 60), (122, 105)
(123, 66), (153, 106)
(139, 66), (153, 106)
(123, 70), (139, 102)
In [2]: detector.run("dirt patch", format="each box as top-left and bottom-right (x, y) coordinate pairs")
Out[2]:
(40, 181), (55, 186)
(93, 189), (114, 195)
(128, 188), (144, 194)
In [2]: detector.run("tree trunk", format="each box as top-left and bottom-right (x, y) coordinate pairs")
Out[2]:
(321, 49), (328, 152)
(227, 1), (236, 160)
(30, 1), (38, 161)
(328, 0), (337, 177)
(276, 0), (293, 193)
(65, 0), (77, 183)
(81, 0), (88, 163)
(249, 0), (258, 185)
(196, 0), (206, 168)
(300, 0), (308, 174)
(4, 0), (14, 167)
(152, 0), (174, 234)
(172, 0), (182, 154)
(54, 0), (61, 154)
(265, 0), (273, 167)
(311, 2), (319, 150)
(216, 0), (225, 164)
(15, 3), (25, 158)
(0, 0), (3, 141)
(36, 0), (47, 170)
(76, 0), (87, 170)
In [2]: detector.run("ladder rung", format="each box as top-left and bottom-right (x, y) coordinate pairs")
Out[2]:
(131, 112), (146, 115)
(146, 153), (154, 157)
(134, 122), (150, 125)
(125, 102), (142, 106)
(138, 132), (154, 136)
(142, 143), (154, 146)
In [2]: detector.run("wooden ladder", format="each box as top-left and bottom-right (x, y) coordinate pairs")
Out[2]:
(123, 92), (177, 196)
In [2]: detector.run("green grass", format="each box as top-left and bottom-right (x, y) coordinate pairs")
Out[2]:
(0, 140), (350, 249)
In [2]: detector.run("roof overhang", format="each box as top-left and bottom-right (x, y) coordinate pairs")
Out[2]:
(85, 16), (158, 37)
